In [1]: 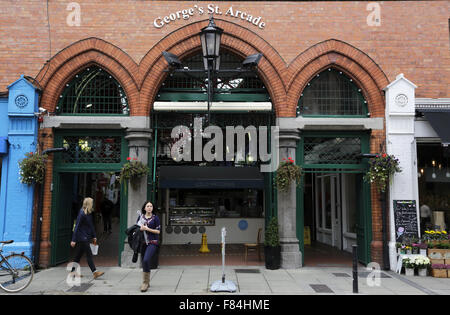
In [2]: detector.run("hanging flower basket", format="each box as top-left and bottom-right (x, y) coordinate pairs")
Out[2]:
(19, 152), (48, 185)
(275, 157), (302, 192)
(363, 153), (401, 192)
(119, 157), (149, 190)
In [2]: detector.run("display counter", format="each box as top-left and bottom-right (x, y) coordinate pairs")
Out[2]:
(168, 206), (215, 226)
(161, 214), (264, 245)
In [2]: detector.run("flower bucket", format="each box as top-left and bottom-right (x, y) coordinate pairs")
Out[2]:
(418, 268), (427, 277)
(405, 268), (415, 276)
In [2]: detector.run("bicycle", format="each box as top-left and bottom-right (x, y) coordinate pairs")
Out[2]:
(0, 240), (34, 293)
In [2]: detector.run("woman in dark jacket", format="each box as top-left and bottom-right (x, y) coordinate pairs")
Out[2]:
(70, 197), (104, 279)
(137, 201), (160, 292)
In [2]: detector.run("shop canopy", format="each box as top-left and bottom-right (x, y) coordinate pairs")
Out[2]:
(158, 166), (264, 189)
(419, 109), (450, 146)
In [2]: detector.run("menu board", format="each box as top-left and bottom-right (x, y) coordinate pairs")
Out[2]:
(393, 200), (419, 242)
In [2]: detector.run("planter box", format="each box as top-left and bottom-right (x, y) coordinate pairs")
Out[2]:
(431, 269), (447, 278)
(428, 249), (450, 259)
(431, 259), (445, 265)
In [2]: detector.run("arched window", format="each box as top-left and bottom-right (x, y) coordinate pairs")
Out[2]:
(297, 69), (367, 117)
(157, 52), (270, 102)
(57, 66), (129, 115)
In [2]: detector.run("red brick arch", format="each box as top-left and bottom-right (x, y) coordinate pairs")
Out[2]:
(286, 39), (389, 117)
(139, 18), (288, 116)
(36, 38), (140, 115)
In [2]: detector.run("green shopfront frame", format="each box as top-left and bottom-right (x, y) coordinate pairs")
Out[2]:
(295, 131), (372, 265)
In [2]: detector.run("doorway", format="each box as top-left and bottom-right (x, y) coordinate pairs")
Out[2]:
(50, 172), (122, 267)
(302, 171), (371, 266)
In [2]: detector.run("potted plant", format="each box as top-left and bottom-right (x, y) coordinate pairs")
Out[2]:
(403, 258), (415, 276)
(413, 256), (430, 277)
(412, 243), (420, 255)
(363, 153), (401, 192)
(18, 152), (48, 185)
(275, 157), (302, 192)
(119, 157), (150, 190)
(399, 244), (407, 255)
(418, 243), (428, 256)
(264, 216), (281, 270)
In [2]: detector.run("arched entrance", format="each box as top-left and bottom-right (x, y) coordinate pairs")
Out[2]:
(151, 50), (275, 265)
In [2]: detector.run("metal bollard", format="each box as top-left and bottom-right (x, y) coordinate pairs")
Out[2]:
(352, 245), (358, 294)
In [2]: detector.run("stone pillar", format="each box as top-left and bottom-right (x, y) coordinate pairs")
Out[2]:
(121, 128), (152, 267)
(384, 74), (419, 271)
(277, 129), (302, 269)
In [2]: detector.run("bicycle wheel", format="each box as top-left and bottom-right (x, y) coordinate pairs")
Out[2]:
(0, 254), (34, 293)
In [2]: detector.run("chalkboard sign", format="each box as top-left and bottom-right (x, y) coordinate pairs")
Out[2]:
(393, 200), (419, 242)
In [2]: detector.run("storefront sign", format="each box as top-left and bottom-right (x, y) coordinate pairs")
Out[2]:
(154, 4), (266, 30)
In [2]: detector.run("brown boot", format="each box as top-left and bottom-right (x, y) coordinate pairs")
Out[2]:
(93, 271), (104, 279)
(140, 272), (150, 292)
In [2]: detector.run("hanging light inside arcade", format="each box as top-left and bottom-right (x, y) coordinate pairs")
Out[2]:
(200, 15), (223, 71)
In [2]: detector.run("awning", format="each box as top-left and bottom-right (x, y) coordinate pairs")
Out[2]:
(158, 166), (264, 189)
(420, 110), (450, 145)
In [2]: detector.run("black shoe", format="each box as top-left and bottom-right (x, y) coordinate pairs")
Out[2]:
(132, 252), (138, 263)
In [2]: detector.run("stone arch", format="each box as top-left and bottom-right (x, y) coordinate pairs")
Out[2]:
(286, 39), (389, 117)
(139, 19), (288, 117)
(36, 38), (140, 115)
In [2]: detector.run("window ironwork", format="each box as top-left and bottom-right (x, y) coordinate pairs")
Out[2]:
(61, 136), (122, 164)
(304, 137), (362, 165)
(57, 66), (129, 115)
(297, 69), (367, 116)
(157, 52), (269, 102)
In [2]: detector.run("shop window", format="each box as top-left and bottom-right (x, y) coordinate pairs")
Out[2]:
(57, 66), (129, 115)
(297, 69), (367, 117)
(156, 52), (270, 102)
(417, 144), (450, 232)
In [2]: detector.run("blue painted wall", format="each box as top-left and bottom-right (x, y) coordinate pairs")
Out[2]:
(0, 76), (39, 258)
(0, 97), (9, 245)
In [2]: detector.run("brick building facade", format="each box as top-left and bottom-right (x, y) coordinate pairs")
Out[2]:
(0, 1), (448, 268)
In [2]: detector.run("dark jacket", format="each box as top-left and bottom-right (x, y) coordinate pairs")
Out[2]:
(72, 209), (97, 242)
(125, 224), (145, 254)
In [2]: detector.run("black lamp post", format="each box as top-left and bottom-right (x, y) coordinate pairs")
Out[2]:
(200, 16), (223, 124)
(162, 15), (262, 125)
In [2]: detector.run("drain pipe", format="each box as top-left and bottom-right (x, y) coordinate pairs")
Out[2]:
(33, 147), (67, 268)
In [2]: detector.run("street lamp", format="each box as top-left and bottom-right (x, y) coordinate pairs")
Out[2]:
(162, 15), (262, 124)
(200, 16), (223, 71)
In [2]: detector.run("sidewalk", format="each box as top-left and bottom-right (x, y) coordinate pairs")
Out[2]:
(8, 265), (450, 295)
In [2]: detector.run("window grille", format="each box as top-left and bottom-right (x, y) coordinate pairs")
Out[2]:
(304, 137), (362, 165)
(57, 66), (129, 115)
(157, 52), (269, 102)
(61, 136), (122, 164)
(297, 69), (367, 116)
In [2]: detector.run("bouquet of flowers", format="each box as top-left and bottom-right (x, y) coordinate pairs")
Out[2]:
(363, 153), (401, 192)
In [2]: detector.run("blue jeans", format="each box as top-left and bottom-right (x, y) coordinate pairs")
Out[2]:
(141, 243), (158, 273)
